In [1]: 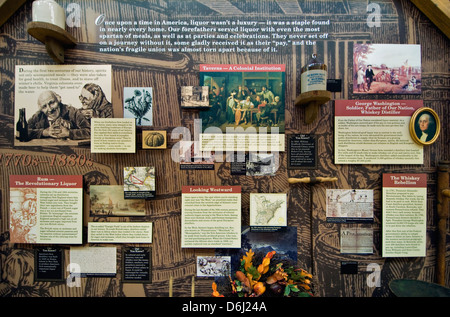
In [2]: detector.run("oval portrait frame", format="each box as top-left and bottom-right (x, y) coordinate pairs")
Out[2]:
(409, 107), (440, 145)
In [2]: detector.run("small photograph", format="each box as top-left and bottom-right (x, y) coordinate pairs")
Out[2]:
(246, 153), (277, 176)
(250, 193), (287, 227)
(179, 141), (215, 170)
(142, 130), (167, 149)
(197, 256), (231, 277)
(353, 44), (421, 94)
(409, 107), (441, 145)
(90, 185), (146, 216)
(124, 87), (153, 126)
(181, 86), (211, 109)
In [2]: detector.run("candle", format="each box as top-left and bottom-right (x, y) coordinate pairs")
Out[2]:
(32, 0), (66, 30)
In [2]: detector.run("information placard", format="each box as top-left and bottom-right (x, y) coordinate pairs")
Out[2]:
(88, 222), (153, 243)
(122, 247), (152, 283)
(181, 186), (241, 248)
(9, 175), (83, 244)
(287, 134), (317, 169)
(91, 118), (136, 153)
(334, 100), (423, 164)
(34, 248), (64, 282)
(382, 173), (427, 257)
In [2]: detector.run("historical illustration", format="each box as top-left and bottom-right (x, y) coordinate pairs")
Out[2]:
(199, 65), (285, 132)
(326, 189), (374, 223)
(90, 185), (146, 216)
(181, 86), (211, 109)
(197, 256), (231, 277)
(353, 44), (421, 94)
(123, 87), (153, 126)
(14, 65), (112, 146)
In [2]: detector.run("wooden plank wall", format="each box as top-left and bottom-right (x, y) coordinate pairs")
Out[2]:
(0, 0), (448, 297)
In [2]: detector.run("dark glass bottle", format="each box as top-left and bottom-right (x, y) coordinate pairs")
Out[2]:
(16, 108), (29, 142)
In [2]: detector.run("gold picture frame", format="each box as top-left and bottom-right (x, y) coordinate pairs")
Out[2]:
(409, 107), (440, 145)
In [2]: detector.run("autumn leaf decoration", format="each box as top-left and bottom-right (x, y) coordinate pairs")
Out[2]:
(212, 249), (314, 297)
(212, 282), (223, 297)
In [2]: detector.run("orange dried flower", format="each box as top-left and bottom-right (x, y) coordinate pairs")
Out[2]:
(242, 249), (254, 271)
(253, 282), (266, 296)
(212, 282), (224, 297)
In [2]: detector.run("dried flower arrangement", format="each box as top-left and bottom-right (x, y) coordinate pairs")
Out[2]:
(212, 249), (314, 297)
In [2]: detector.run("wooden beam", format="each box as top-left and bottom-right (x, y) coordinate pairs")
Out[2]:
(410, 0), (450, 38)
(0, 0), (26, 27)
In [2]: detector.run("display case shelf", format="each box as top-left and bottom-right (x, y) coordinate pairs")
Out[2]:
(294, 90), (331, 124)
(27, 21), (77, 63)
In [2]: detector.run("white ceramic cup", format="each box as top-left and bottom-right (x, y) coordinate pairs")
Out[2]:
(32, 0), (66, 30)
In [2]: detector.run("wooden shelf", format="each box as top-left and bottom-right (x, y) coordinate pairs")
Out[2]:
(410, 0), (450, 38)
(294, 90), (331, 124)
(27, 21), (77, 63)
(0, 0), (26, 27)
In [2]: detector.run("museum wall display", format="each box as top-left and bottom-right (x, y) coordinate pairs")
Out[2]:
(0, 0), (449, 298)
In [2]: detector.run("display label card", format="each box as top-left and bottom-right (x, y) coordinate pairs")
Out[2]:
(34, 248), (64, 282)
(287, 134), (317, 169)
(122, 247), (152, 283)
(91, 118), (136, 153)
(334, 100), (423, 164)
(340, 261), (358, 274)
(326, 189), (374, 223)
(69, 246), (116, 277)
(340, 227), (373, 254)
(200, 133), (285, 153)
(88, 222), (153, 243)
(327, 79), (342, 92)
(230, 153), (247, 175)
(181, 186), (241, 248)
(382, 173), (427, 257)
(124, 167), (156, 199)
(9, 175), (83, 244)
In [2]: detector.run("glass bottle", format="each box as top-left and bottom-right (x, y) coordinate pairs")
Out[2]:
(16, 108), (29, 142)
(300, 53), (327, 93)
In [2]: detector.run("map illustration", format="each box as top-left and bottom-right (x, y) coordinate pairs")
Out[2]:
(124, 166), (156, 199)
(250, 193), (287, 226)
